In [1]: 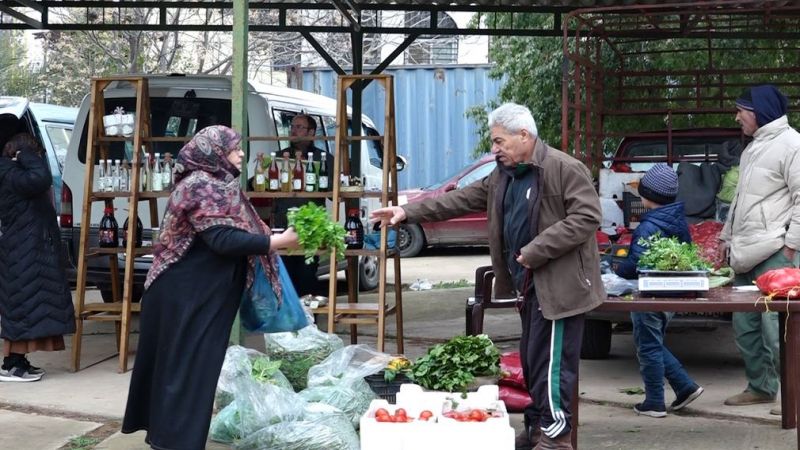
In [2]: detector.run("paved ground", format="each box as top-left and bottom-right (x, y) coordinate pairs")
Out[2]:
(0, 248), (796, 449)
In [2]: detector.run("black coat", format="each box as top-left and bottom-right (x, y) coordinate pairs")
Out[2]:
(0, 151), (75, 341)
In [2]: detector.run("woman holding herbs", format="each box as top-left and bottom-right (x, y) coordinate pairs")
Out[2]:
(122, 125), (299, 449)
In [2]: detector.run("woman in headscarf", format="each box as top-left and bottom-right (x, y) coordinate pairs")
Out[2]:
(121, 125), (299, 449)
(0, 133), (75, 382)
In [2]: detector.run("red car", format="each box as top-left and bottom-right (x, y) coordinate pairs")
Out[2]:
(397, 155), (496, 257)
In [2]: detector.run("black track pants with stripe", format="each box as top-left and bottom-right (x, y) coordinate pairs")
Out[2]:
(520, 293), (584, 439)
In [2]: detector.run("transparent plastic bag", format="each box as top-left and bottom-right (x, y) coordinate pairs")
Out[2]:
(306, 344), (392, 387)
(263, 325), (344, 390)
(602, 272), (637, 297)
(210, 383), (305, 444)
(233, 408), (359, 450)
(216, 346), (293, 410)
(299, 380), (376, 428)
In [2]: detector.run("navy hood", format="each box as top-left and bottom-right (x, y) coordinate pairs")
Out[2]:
(735, 84), (789, 128)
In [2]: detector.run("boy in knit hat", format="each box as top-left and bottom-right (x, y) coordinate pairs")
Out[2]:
(614, 163), (704, 417)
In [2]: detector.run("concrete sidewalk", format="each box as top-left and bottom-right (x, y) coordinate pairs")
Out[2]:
(0, 283), (796, 449)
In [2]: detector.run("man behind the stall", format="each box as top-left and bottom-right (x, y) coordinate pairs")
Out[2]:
(370, 102), (605, 450)
(613, 163), (704, 418)
(719, 85), (800, 414)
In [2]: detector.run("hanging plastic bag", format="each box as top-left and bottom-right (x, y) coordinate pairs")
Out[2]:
(240, 257), (309, 333)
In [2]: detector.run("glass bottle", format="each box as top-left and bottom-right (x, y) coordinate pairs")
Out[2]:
(120, 160), (129, 192)
(304, 151), (317, 192)
(142, 153), (151, 191)
(280, 151), (291, 192)
(97, 159), (106, 192)
(122, 215), (143, 248)
(292, 150), (304, 192)
(254, 152), (267, 192)
(112, 159), (121, 191)
(318, 152), (329, 192)
(152, 152), (163, 191)
(344, 208), (364, 249)
(268, 151), (280, 191)
(106, 159), (114, 192)
(162, 152), (173, 190)
(98, 207), (119, 248)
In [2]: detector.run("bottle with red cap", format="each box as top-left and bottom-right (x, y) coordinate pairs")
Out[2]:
(98, 207), (119, 248)
(344, 208), (364, 249)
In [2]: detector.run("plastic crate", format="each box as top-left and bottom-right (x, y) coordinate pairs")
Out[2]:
(365, 372), (411, 403)
(622, 191), (647, 227)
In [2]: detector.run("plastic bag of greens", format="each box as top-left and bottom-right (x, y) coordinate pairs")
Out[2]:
(263, 325), (343, 390)
(209, 401), (242, 444)
(216, 346), (293, 410)
(299, 380), (376, 428)
(306, 344), (392, 387)
(233, 406), (359, 450)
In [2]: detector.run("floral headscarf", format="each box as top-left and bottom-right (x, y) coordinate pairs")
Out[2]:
(145, 125), (280, 299)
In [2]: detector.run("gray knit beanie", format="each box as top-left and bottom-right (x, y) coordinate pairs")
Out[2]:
(638, 163), (678, 205)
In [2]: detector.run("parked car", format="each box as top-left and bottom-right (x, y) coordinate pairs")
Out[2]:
(396, 154), (495, 258)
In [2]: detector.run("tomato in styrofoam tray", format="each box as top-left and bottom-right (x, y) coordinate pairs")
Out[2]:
(373, 407), (435, 423)
(441, 399), (504, 422)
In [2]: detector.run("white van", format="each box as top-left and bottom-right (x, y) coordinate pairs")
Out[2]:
(60, 74), (403, 300)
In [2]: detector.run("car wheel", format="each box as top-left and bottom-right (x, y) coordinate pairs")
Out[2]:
(99, 286), (143, 303)
(397, 223), (425, 258)
(359, 255), (379, 291)
(580, 319), (612, 359)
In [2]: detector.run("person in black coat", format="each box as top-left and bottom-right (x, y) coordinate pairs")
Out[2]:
(121, 125), (299, 449)
(0, 133), (76, 382)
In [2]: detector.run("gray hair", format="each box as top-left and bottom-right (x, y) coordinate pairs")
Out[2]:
(488, 102), (538, 137)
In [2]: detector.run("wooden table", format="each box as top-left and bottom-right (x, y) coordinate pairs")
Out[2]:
(592, 287), (800, 449)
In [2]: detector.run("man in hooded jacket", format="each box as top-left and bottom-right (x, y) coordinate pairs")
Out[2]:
(719, 85), (800, 413)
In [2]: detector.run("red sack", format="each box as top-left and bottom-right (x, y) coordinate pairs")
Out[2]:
(756, 268), (800, 299)
(688, 221), (724, 269)
(499, 352), (525, 389)
(499, 385), (532, 413)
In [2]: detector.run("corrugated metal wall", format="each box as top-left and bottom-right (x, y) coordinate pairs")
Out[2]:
(302, 65), (505, 190)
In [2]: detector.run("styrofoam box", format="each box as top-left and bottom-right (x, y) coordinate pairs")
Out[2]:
(360, 384), (514, 450)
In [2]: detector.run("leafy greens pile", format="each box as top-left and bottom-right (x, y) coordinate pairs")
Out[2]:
(637, 234), (711, 271)
(287, 203), (346, 264)
(410, 334), (500, 392)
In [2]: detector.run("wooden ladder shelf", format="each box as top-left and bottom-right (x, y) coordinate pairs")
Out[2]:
(72, 76), (158, 373)
(313, 74), (404, 353)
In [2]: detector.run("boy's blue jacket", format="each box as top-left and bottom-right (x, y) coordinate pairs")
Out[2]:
(614, 201), (692, 279)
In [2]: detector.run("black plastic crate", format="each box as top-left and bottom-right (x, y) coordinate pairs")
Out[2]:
(622, 191), (647, 227)
(364, 372), (411, 403)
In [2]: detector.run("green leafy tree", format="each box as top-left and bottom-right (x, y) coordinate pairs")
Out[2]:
(469, 13), (798, 160)
(0, 30), (39, 98)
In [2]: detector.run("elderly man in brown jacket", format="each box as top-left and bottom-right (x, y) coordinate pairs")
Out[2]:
(371, 102), (605, 450)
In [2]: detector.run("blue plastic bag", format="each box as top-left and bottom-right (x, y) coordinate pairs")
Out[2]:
(240, 257), (309, 333)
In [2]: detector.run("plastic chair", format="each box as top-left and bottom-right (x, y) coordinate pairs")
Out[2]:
(465, 265), (518, 335)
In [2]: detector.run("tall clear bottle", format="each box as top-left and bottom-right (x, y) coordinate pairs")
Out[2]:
(142, 153), (151, 191)
(304, 151), (317, 192)
(120, 160), (130, 192)
(162, 153), (173, 190)
(152, 153), (163, 191)
(104, 159), (114, 192)
(97, 159), (106, 192)
(112, 159), (121, 191)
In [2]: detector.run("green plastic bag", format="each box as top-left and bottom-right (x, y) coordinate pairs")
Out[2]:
(717, 166), (739, 203)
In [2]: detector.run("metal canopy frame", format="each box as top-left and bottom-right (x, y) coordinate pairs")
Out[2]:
(560, 0), (800, 174)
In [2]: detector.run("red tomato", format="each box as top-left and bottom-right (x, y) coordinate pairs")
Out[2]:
(375, 414), (391, 422)
(469, 409), (488, 422)
(419, 410), (434, 420)
(395, 408), (407, 416)
(375, 408), (389, 417)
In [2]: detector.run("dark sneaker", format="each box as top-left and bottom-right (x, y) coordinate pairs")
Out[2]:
(670, 385), (704, 411)
(633, 403), (667, 418)
(0, 366), (42, 382)
(19, 358), (45, 376)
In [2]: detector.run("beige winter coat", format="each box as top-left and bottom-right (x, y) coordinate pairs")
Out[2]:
(720, 116), (800, 273)
(402, 140), (606, 320)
